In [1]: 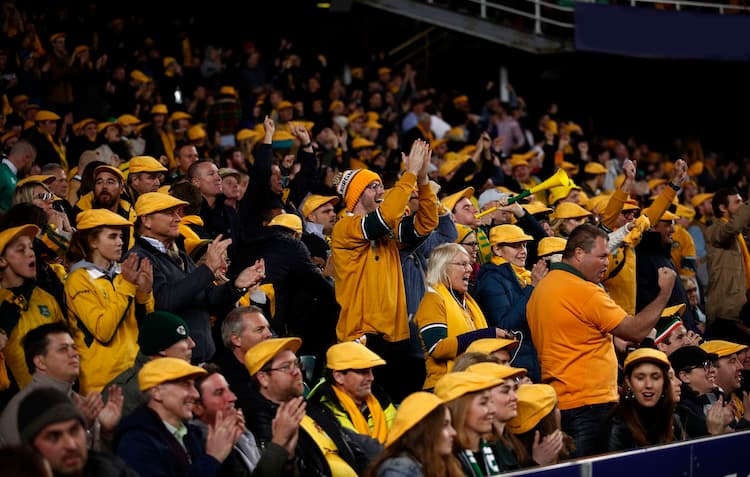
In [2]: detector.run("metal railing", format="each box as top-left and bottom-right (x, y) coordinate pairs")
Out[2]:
(424, 0), (750, 36)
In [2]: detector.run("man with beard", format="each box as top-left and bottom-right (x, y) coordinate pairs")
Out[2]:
(72, 164), (136, 249)
(17, 387), (139, 477)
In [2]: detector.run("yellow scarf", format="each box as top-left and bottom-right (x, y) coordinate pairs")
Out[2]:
(300, 415), (358, 477)
(43, 131), (68, 172)
(491, 255), (532, 287)
(331, 385), (388, 443)
(722, 218), (750, 289)
(0, 351), (9, 390)
(159, 128), (177, 170)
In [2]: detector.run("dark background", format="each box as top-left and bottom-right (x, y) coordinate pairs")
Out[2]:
(29, 0), (750, 157)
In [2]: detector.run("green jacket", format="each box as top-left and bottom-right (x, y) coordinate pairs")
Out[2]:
(0, 161), (18, 212)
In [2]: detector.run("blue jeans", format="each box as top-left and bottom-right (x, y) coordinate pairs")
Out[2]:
(560, 402), (615, 458)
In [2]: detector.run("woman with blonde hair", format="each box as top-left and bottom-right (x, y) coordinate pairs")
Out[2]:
(414, 242), (510, 390)
(365, 391), (463, 477)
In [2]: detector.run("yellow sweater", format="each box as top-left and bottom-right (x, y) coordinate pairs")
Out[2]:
(0, 285), (64, 388)
(331, 172), (437, 342)
(65, 265), (154, 393)
(602, 187), (676, 314)
(414, 283), (488, 389)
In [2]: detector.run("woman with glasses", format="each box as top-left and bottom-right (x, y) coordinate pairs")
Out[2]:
(65, 208), (155, 393)
(12, 179), (74, 246)
(597, 347), (676, 452)
(455, 223), (480, 293)
(475, 224), (546, 382)
(414, 243), (509, 391)
(548, 202), (591, 238)
(669, 345), (733, 438)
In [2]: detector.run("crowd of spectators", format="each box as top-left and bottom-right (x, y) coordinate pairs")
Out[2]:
(1, 1), (750, 476)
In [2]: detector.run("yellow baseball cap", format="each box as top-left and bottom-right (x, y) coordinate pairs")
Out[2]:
(700, 340), (749, 358)
(138, 357), (207, 391)
(94, 164), (125, 183)
(489, 224), (532, 246)
(623, 347), (670, 370)
(507, 384), (557, 434)
(0, 224), (39, 255)
(76, 209), (132, 230)
(151, 104), (168, 115)
(352, 137), (375, 149)
(117, 114), (141, 126)
(135, 192), (188, 217)
(659, 210), (680, 221)
(301, 194), (340, 218)
(465, 338), (519, 355)
(129, 155), (168, 174)
(661, 303), (686, 318)
(236, 129), (260, 142)
(441, 186), (474, 213)
(465, 362), (527, 381)
(433, 371), (502, 402)
(268, 213), (303, 234)
(35, 110), (61, 122)
(16, 174), (55, 188)
(551, 202), (591, 220)
(521, 201), (552, 216)
(584, 162), (607, 175)
(538, 236), (567, 258)
(244, 337), (302, 376)
(691, 193), (715, 208)
(326, 342), (386, 371)
(385, 392), (445, 447)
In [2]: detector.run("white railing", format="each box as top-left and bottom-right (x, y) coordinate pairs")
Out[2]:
(424, 0), (750, 36)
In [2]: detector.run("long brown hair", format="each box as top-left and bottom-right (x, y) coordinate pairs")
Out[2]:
(364, 404), (463, 477)
(513, 408), (574, 467)
(617, 360), (675, 446)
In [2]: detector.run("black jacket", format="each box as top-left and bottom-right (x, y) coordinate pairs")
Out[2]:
(128, 236), (243, 363)
(636, 231), (698, 332)
(230, 227), (338, 345)
(246, 384), (368, 476)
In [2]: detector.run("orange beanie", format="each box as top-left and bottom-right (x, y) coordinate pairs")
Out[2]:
(336, 169), (382, 211)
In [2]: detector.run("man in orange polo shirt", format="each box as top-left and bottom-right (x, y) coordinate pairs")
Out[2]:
(527, 223), (676, 458)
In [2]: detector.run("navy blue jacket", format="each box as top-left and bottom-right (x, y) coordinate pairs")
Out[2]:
(474, 260), (541, 382)
(114, 405), (221, 477)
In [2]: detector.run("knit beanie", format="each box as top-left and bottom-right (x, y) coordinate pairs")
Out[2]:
(138, 311), (191, 356)
(18, 387), (84, 443)
(336, 169), (381, 212)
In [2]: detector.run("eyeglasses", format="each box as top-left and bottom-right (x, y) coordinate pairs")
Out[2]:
(264, 359), (303, 375)
(683, 360), (714, 373)
(33, 192), (54, 201)
(502, 242), (527, 249)
(449, 261), (472, 269)
(461, 241), (479, 248)
(365, 182), (384, 191)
